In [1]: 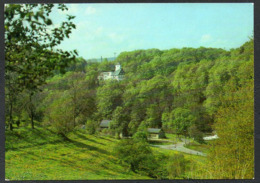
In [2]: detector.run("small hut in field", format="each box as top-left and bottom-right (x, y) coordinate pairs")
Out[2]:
(99, 119), (126, 138)
(99, 119), (112, 130)
(147, 128), (165, 139)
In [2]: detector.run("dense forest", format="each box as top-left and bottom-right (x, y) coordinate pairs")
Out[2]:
(5, 4), (253, 180)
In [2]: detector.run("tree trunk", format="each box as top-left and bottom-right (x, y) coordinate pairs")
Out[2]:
(73, 100), (76, 128)
(9, 123), (13, 131)
(130, 163), (136, 173)
(29, 93), (34, 129)
(9, 97), (13, 131)
(73, 88), (77, 128)
(31, 111), (34, 129)
(73, 112), (76, 128)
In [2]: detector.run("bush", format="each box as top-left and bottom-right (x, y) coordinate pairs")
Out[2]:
(75, 115), (86, 126)
(21, 110), (30, 126)
(85, 119), (96, 135)
(114, 139), (167, 179)
(114, 139), (151, 172)
(139, 153), (169, 179)
(101, 128), (113, 136)
(133, 131), (149, 143)
(188, 124), (205, 143)
(167, 154), (189, 179)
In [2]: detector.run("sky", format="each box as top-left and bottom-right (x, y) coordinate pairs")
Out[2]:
(49, 3), (254, 60)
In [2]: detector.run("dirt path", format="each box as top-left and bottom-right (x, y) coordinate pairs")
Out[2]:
(151, 138), (206, 156)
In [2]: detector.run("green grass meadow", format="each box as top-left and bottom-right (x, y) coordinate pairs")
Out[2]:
(5, 126), (151, 180)
(6, 126), (208, 180)
(151, 146), (207, 179)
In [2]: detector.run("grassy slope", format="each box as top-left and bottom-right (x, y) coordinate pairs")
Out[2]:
(151, 146), (207, 179)
(5, 126), (150, 180)
(151, 133), (209, 179)
(184, 141), (211, 153)
(6, 126), (208, 180)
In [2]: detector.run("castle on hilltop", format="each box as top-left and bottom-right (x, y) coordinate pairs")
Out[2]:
(98, 63), (125, 81)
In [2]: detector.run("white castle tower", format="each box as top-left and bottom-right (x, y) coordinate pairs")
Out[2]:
(115, 63), (121, 71)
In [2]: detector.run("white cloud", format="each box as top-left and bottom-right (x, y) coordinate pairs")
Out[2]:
(200, 34), (212, 43)
(108, 33), (125, 43)
(83, 26), (104, 41)
(81, 23), (125, 44)
(69, 4), (79, 13)
(85, 6), (96, 15)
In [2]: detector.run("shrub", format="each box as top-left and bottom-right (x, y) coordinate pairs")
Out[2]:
(188, 124), (205, 143)
(85, 119), (96, 135)
(167, 154), (189, 179)
(114, 139), (151, 172)
(133, 131), (149, 143)
(114, 139), (167, 179)
(101, 128), (112, 136)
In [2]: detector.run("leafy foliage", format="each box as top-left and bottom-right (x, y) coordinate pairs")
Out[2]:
(167, 154), (189, 179)
(5, 4), (77, 129)
(113, 139), (167, 178)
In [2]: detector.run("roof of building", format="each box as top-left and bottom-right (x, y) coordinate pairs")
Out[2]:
(147, 128), (162, 134)
(100, 120), (112, 128)
(113, 69), (125, 76)
(102, 72), (113, 75)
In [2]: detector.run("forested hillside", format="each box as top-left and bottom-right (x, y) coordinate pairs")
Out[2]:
(6, 38), (254, 179)
(35, 38), (253, 139)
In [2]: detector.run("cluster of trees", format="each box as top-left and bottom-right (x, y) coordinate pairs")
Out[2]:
(5, 4), (77, 130)
(201, 40), (254, 179)
(113, 131), (188, 179)
(5, 3), (253, 179)
(109, 41), (253, 179)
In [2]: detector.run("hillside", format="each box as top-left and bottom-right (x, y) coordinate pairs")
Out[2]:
(5, 126), (151, 180)
(5, 38), (254, 179)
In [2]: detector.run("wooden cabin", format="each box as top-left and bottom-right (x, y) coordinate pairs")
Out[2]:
(99, 119), (112, 130)
(147, 128), (165, 139)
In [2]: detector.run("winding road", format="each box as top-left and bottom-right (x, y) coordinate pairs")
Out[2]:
(150, 138), (206, 156)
